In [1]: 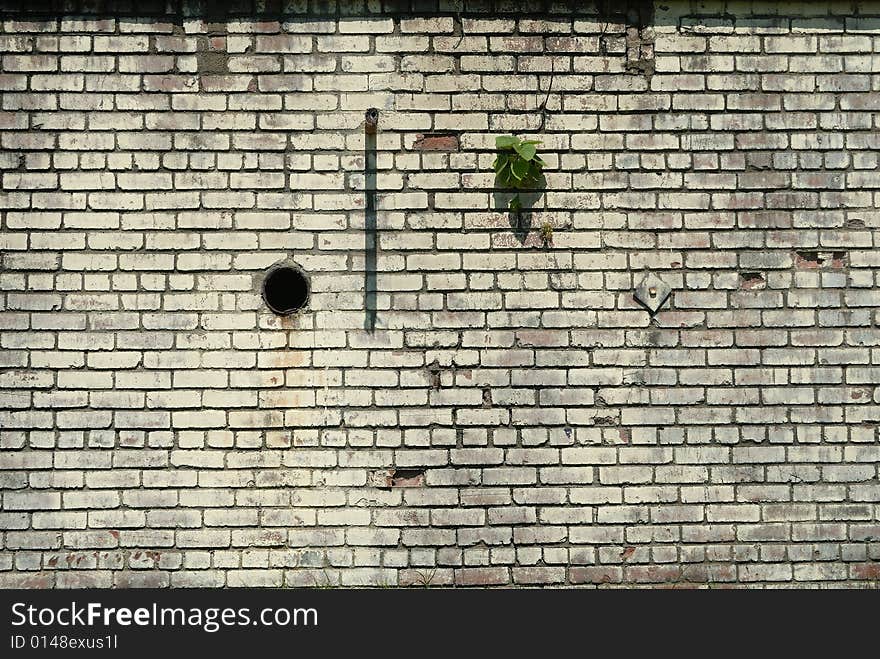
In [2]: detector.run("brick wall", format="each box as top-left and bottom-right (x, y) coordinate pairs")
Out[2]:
(2, 0), (880, 588)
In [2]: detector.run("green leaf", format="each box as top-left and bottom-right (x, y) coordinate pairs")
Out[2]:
(527, 161), (543, 185)
(521, 140), (542, 146)
(496, 165), (516, 185)
(495, 135), (518, 150)
(510, 157), (529, 181)
(514, 142), (537, 162)
(493, 153), (510, 174)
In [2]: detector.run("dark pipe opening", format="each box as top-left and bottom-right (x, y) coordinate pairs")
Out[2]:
(365, 107), (379, 134)
(263, 266), (309, 315)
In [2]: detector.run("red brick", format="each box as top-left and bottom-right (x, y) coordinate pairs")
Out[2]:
(412, 133), (459, 151)
(851, 563), (880, 581)
(569, 566), (623, 584)
(454, 568), (510, 586)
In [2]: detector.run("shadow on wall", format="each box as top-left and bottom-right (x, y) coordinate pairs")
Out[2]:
(0, 0), (661, 96)
(492, 186), (546, 244)
(3, 0), (670, 29)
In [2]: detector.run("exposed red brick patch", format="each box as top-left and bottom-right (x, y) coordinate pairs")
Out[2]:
(682, 564), (737, 583)
(391, 468), (425, 487)
(368, 468), (426, 488)
(740, 272), (766, 289)
(18, 574), (52, 588)
(830, 251), (847, 268)
(852, 562), (880, 580)
(569, 566), (622, 584)
(794, 250), (848, 269)
(625, 566), (683, 583)
(794, 251), (821, 269)
(412, 133), (459, 151)
(454, 567), (509, 586)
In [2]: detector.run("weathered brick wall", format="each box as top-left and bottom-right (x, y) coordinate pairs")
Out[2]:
(2, 0), (880, 588)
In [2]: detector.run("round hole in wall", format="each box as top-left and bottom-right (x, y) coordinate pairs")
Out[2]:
(262, 266), (309, 315)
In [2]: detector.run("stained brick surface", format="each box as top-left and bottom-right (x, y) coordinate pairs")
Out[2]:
(1, 0), (880, 588)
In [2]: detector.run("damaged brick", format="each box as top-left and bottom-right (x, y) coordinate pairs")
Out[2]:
(196, 35), (229, 78)
(794, 251), (847, 269)
(740, 272), (766, 289)
(391, 469), (426, 487)
(368, 468), (426, 489)
(597, 0), (655, 76)
(482, 387), (492, 408)
(412, 133), (460, 151)
(794, 251), (821, 268)
(427, 359), (442, 389)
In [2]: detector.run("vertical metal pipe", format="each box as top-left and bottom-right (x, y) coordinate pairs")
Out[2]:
(363, 109), (379, 333)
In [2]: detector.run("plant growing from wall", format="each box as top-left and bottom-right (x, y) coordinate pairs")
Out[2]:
(539, 220), (554, 246)
(493, 135), (546, 212)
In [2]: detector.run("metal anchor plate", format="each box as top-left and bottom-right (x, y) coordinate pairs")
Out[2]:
(634, 272), (671, 314)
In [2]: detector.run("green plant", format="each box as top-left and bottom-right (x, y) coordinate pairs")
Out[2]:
(412, 569), (437, 588)
(492, 135), (546, 211)
(539, 220), (554, 245)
